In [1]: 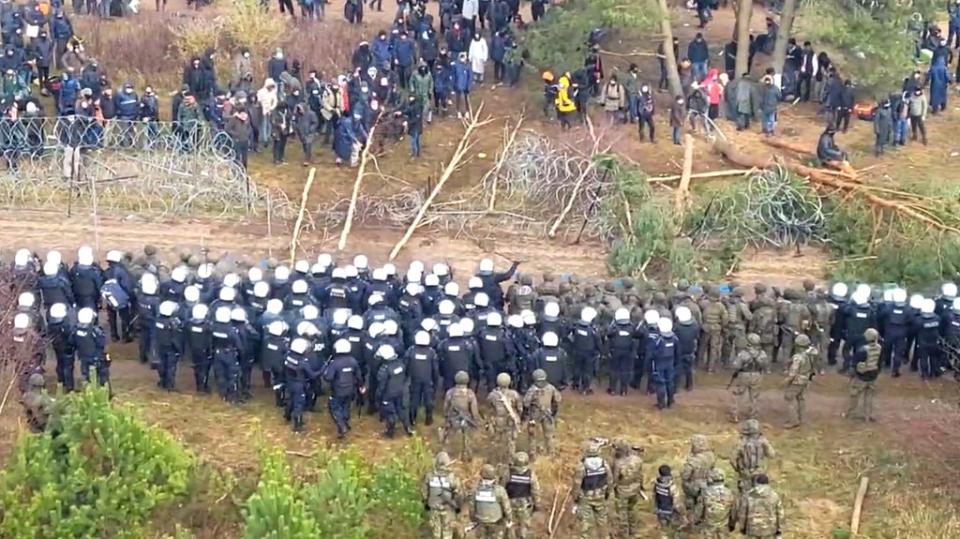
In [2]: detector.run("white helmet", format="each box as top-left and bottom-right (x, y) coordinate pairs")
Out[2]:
(46, 250), (62, 266)
(459, 317), (475, 334)
(77, 245), (94, 266)
(478, 258), (494, 274)
(953, 297), (960, 313)
(49, 303), (67, 320)
(159, 301), (178, 317)
(658, 318), (674, 334)
(425, 274), (440, 287)
(614, 308), (630, 322)
(444, 282), (460, 296)
(184, 285), (200, 303)
(372, 268), (387, 281)
(317, 253), (333, 268)
(266, 299), (283, 315)
(219, 287), (237, 302)
(77, 307), (95, 325)
(231, 307), (247, 322)
(942, 282), (958, 299)
(853, 291), (868, 306)
(334, 338), (352, 354)
(882, 289), (894, 302)
(171, 265), (189, 283)
(921, 298), (936, 314)
(192, 304), (209, 320)
(521, 310), (536, 326)
(854, 283), (871, 299)
(296, 321), (317, 336)
(294, 259), (310, 274)
(384, 319), (399, 335)
(302, 304), (320, 321)
(406, 269), (423, 284)
(487, 312), (503, 326)
(474, 292), (489, 308)
(18, 292), (34, 308)
(542, 331), (558, 347)
(348, 314), (364, 330)
(409, 260), (425, 274)
(377, 344), (397, 359)
(438, 300), (455, 316)
(13, 312), (30, 330)
(644, 309), (660, 325)
(14, 248), (30, 266)
(43, 261), (58, 276)
(448, 322), (464, 337)
(197, 263), (213, 279)
(106, 250), (123, 263)
(223, 273), (241, 288)
(892, 288), (907, 303)
(310, 263), (325, 275)
(468, 276), (483, 290)
(544, 302), (560, 318)
(290, 338), (309, 355)
(274, 266), (291, 281)
(247, 266), (263, 282)
(368, 293), (384, 306)
(253, 281), (270, 299)
(831, 282), (848, 298)
(909, 294), (924, 310)
(353, 254), (369, 270)
(214, 306), (232, 323)
(433, 263), (449, 277)
(383, 263), (397, 276)
(581, 307), (597, 324)
(421, 318), (438, 332)
(141, 273), (158, 295)
(507, 314), (523, 328)
(675, 306), (692, 323)
(333, 308), (350, 326)
(369, 321), (385, 338)
(405, 282), (421, 296)
(415, 330), (431, 346)
(345, 265), (359, 278)
(291, 280), (309, 294)
(332, 267), (347, 280)
(267, 320), (286, 336)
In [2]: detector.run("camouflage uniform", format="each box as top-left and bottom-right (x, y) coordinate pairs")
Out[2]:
(507, 275), (537, 315)
(749, 297), (778, 363)
(736, 479), (784, 538)
(572, 441), (612, 539)
(523, 370), (562, 457)
(471, 464), (513, 539)
(730, 335), (767, 422)
(701, 291), (729, 372)
(612, 439), (645, 538)
(777, 289), (813, 364)
(681, 435), (717, 513)
(674, 280), (703, 325)
(20, 373), (53, 433)
(422, 452), (462, 539)
(502, 452), (540, 539)
(783, 334), (816, 428)
(724, 288), (753, 367)
(441, 371), (481, 460)
(846, 328), (881, 422)
(809, 291), (834, 371)
(486, 373), (524, 465)
(695, 469), (734, 538)
(730, 419), (776, 511)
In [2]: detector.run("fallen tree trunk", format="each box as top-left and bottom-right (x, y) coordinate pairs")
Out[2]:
(761, 138), (859, 179)
(647, 168), (753, 183)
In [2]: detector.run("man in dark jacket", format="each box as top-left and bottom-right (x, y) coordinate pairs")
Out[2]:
(393, 32), (416, 89)
(687, 33), (709, 82)
(226, 107), (253, 170)
(30, 31), (53, 94)
(759, 74), (780, 135)
(403, 95), (424, 158)
(816, 125), (846, 163)
(637, 84), (655, 142)
(270, 101), (295, 164)
(295, 102), (319, 165)
(183, 58), (208, 99)
(835, 79), (855, 133)
(873, 99), (893, 156)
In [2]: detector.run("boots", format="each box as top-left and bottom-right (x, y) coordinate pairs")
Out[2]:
(425, 410), (434, 426)
(293, 415), (304, 433)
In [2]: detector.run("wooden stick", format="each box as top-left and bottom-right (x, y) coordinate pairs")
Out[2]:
(485, 112), (525, 212)
(290, 167), (316, 265)
(675, 133), (694, 221)
(389, 104), (488, 260)
(647, 168), (753, 183)
(339, 120), (380, 251)
(851, 476), (869, 536)
(548, 161), (598, 238)
(547, 490), (560, 533)
(621, 188), (634, 236)
(548, 487), (572, 539)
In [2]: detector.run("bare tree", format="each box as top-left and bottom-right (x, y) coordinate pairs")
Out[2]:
(771, 0), (799, 86)
(734, 0), (754, 78)
(657, 0), (683, 96)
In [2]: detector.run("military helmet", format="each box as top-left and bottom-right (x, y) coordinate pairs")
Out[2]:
(480, 464), (496, 480)
(454, 370), (470, 385)
(621, 277), (635, 289)
(143, 244), (157, 256)
(28, 373), (44, 389)
(754, 282), (767, 294)
(741, 418), (760, 435)
(732, 287), (745, 298)
(864, 328), (879, 342)
(582, 440), (600, 457)
(542, 271), (555, 282)
(795, 334), (811, 347)
(496, 372), (511, 388)
(803, 279), (816, 291)
(532, 369), (547, 382)
(435, 451), (451, 468)
(520, 274), (533, 286)
(690, 434), (709, 453)
(613, 438), (630, 452)
(708, 468), (725, 484)
(676, 279), (690, 291)
(512, 451), (529, 467)
(746, 333), (761, 346)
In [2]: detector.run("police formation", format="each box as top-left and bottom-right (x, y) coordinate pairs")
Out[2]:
(7, 247), (960, 533)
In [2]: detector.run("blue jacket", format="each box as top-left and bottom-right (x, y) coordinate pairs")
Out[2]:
(647, 333), (680, 371)
(929, 61), (950, 107)
(490, 33), (506, 62)
(114, 91), (139, 120)
(372, 37), (392, 67)
(393, 38), (415, 67)
(453, 61), (472, 93)
(334, 117), (357, 161)
(59, 76), (80, 115)
(687, 39), (709, 63)
(51, 16), (72, 40)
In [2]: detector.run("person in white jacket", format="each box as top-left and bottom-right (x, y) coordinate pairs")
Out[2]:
(256, 78), (278, 149)
(461, 0), (478, 35)
(468, 34), (489, 84)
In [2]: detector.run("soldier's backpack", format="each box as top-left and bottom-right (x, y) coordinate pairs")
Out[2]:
(100, 279), (130, 310)
(856, 343), (881, 374)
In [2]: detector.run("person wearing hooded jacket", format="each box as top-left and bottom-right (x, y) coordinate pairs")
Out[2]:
(873, 99), (893, 156)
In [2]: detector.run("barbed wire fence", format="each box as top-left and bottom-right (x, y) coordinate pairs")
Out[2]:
(0, 117), (291, 219)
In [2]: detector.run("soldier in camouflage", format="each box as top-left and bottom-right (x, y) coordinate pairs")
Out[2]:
(572, 440), (612, 539)
(470, 464), (513, 539)
(681, 434), (717, 514)
(723, 288), (753, 366)
(694, 468), (735, 538)
(507, 274), (537, 315)
(441, 370), (481, 460)
(846, 328), (881, 422)
(21, 373), (53, 433)
(783, 333), (816, 429)
(749, 296), (778, 364)
(502, 452), (540, 539)
(777, 289), (813, 365)
(422, 451), (462, 539)
(730, 419), (776, 507)
(486, 372), (524, 465)
(736, 474), (783, 539)
(730, 334), (768, 422)
(523, 369), (562, 458)
(808, 291), (834, 372)
(612, 438), (645, 539)
(701, 289), (729, 372)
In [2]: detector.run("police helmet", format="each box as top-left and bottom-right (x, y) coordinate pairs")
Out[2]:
(409, 260), (425, 274)
(291, 279), (309, 295)
(542, 331), (558, 347)
(943, 282), (958, 299)
(372, 268), (387, 281)
(214, 306), (232, 323)
(171, 265), (188, 283)
(192, 304), (209, 320)
(478, 258), (494, 275)
(332, 308), (349, 326)
(77, 245), (94, 266)
(231, 307), (247, 323)
(444, 282), (459, 297)
(353, 254), (369, 270)
(421, 318), (438, 332)
(13, 312), (30, 329)
(474, 293), (490, 308)
(296, 321), (317, 337)
(448, 322), (464, 337)
(332, 267), (347, 280)
(348, 314), (364, 330)
(46, 250), (62, 266)
(614, 307), (630, 322)
(415, 330), (431, 346)
(439, 299), (456, 316)
(141, 273), (159, 295)
(290, 337), (309, 355)
(334, 338), (352, 354)
(643, 309), (660, 325)
(544, 302), (560, 318)
(892, 288), (907, 303)
(384, 319), (399, 335)
(580, 307), (597, 324)
(830, 282), (848, 298)
(405, 282), (422, 296)
(43, 261), (58, 276)
(521, 310), (536, 326)
(106, 250), (123, 263)
(506, 314), (522, 328)
(49, 303), (67, 320)
(267, 320), (286, 336)
(657, 318), (673, 334)
(302, 304), (320, 321)
(294, 259), (310, 274)
(247, 266), (263, 282)
(195, 263), (211, 279)
(675, 306), (692, 324)
(922, 298), (936, 314)
(184, 285), (200, 303)
(77, 307), (95, 325)
(406, 269), (423, 284)
(369, 321), (385, 338)
(459, 317), (475, 334)
(159, 301), (178, 317)
(954, 297), (960, 313)
(223, 273), (241, 288)
(18, 292), (35, 308)
(487, 312), (503, 327)
(219, 286), (237, 302)
(266, 299), (283, 315)
(345, 265), (359, 278)
(253, 281), (270, 299)
(317, 253), (333, 268)
(383, 263), (397, 276)
(468, 276), (483, 290)
(909, 294), (925, 310)
(433, 262), (450, 277)
(274, 265), (291, 281)
(425, 274), (440, 287)
(378, 344), (397, 359)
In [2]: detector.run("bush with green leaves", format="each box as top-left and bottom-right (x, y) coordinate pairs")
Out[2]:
(0, 385), (193, 539)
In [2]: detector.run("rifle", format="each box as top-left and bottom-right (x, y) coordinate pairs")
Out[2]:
(495, 390), (522, 431)
(726, 370), (741, 390)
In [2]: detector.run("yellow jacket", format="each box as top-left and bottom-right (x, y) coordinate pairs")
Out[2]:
(555, 75), (576, 113)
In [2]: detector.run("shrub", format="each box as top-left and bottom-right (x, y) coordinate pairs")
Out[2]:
(0, 385), (193, 539)
(242, 449), (318, 539)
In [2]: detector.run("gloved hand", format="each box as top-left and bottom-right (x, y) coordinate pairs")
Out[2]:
(424, 502), (430, 511)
